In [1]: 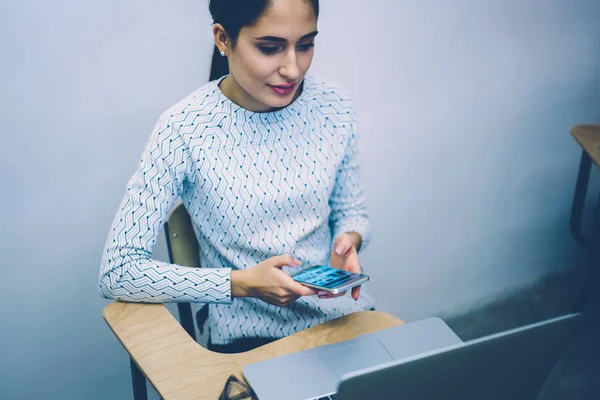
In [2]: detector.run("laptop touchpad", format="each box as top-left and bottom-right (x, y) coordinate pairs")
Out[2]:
(319, 338), (393, 380)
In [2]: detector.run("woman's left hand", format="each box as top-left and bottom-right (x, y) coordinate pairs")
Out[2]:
(321, 233), (362, 301)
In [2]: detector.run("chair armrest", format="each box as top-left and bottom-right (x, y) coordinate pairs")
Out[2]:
(103, 301), (220, 398)
(103, 301), (403, 400)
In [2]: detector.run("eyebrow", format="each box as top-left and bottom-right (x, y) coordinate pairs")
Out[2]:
(254, 31), (318, 43)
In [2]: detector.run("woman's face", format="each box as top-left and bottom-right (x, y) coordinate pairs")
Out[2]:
(216, 0), (318, 112)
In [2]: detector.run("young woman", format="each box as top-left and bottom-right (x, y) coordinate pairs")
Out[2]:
(99, 0), (375, 353)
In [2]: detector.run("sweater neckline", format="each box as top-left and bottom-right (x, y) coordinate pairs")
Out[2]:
(212, 75), (309, 124)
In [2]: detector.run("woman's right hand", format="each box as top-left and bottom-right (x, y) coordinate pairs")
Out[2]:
(231, 254), (317, 307)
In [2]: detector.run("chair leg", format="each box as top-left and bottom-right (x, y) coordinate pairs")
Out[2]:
(177, 302), (197, 341)
(130, 357), (148, 400)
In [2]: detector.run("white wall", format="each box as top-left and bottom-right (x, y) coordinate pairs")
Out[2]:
(312, 0), (600, 319)
(1, 0), (599, 398)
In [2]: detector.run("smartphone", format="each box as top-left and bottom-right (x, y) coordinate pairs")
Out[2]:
(291, 265), (369, 294)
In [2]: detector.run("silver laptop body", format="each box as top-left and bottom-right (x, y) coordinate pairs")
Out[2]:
(242, 317), (463, 400)
(242, 313), (581, 400)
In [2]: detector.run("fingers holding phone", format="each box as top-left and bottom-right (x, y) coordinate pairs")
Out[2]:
(330, 233), (363, 300)
(317, 290), (345, 300)
(292, 265), (369, 302)
(231, 254), (317, 307)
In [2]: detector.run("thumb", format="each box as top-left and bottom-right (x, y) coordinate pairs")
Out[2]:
(270, 254), (302, 269)
(334, 234), (353, 256)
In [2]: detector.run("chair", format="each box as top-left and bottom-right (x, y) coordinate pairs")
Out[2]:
(130, 203), (207, 400)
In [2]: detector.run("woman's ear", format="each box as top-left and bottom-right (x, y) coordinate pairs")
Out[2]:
(212, 23), (229, 55)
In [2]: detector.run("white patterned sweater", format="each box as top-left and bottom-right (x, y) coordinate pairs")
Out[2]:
(99, 75), (375, 344)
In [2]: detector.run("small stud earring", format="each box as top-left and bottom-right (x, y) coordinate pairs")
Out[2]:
(220, 51), (226, 57)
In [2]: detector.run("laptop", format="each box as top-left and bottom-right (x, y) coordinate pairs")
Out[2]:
(242, 317), (463, 400)
(242, 313), (582, 400)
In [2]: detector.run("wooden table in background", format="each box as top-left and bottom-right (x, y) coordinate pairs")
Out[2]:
(569, 124), (600, 312)
(571, 125), (600, 167)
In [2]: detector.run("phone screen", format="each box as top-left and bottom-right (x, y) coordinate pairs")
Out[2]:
(292, 265), (364, 289)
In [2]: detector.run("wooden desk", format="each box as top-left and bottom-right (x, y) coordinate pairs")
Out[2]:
(103, 302), (403, 400)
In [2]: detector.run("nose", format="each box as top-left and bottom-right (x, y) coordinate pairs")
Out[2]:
(278, 48), (300, 82)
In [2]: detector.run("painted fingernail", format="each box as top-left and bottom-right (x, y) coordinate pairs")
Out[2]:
(293, 258), (302, 265)
(335, 245), (344, 255)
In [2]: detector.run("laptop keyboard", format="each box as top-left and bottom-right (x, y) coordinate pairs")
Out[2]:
(315, 395), (336, 400)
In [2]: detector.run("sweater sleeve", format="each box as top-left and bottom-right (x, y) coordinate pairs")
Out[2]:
(98, 113), (232, 304)
(328, 103), (372, 252)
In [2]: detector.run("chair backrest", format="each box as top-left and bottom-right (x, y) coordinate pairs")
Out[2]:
(165, 202), (201, 268)
(164, 202), (204, 341)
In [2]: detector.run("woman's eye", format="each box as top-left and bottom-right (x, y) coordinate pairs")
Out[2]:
(258, 42), (315, 55)
(297, 43), (315, 51)
(258, 45), (282, 55)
